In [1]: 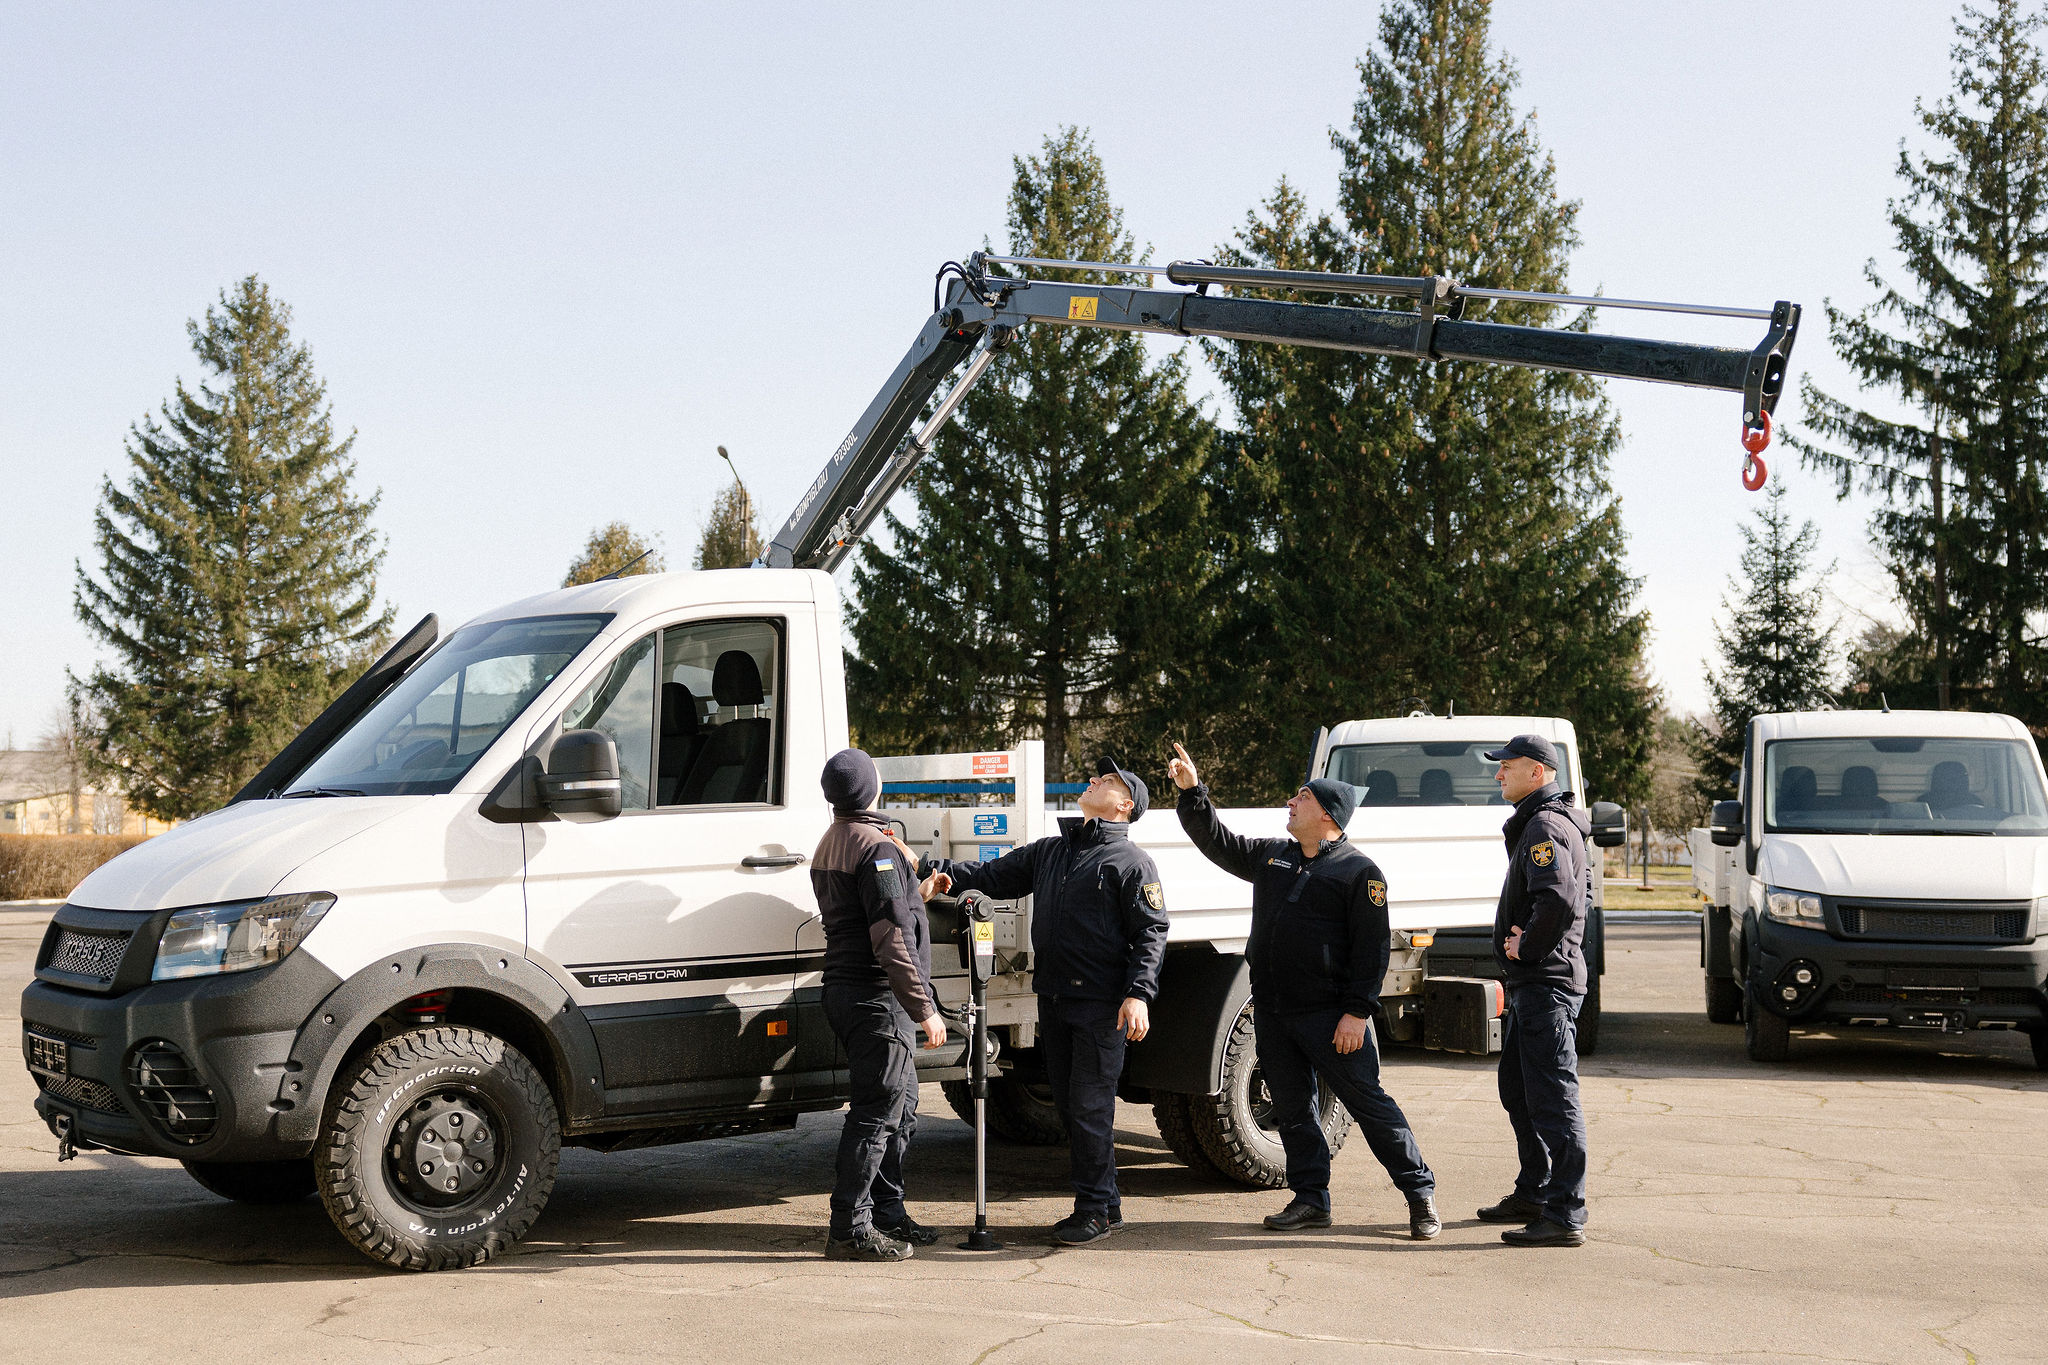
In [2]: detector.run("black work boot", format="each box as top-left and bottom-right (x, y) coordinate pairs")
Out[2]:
(1476, 1193), (1543, 1224)
(824, 1227), (914, 1261)
(1407, 1192), (1441, 1240)
(873, 1214), (940, 1246)
(1262, 1199), (1333, 1231)
(1501, 1218), (1586, 1248)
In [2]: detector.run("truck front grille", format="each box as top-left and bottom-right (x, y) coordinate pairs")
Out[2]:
(1837, 902), (2029, 943)
(127, 1041), (217, 1143)
(48, 927), (130, 981)
(35, 1072), (124, 1115)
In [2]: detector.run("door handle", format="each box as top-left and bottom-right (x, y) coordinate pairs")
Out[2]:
(743, 851), (807, 868)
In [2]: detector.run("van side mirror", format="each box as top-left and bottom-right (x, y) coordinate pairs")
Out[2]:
(1709, 799), (1744, 847)
(539, 729), (623, 822)
(1589, 801), (1627, 848)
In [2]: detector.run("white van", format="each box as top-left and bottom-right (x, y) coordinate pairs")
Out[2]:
(1691, 708), (2048, 1065)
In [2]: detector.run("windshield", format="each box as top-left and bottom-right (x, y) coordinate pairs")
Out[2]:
(1325, 740), (1575, 807)
(287, 614), (610, 797)
(1764, 736), (2048, 836)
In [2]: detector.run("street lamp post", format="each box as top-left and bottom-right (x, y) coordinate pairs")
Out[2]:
(717, 444), (756, 565)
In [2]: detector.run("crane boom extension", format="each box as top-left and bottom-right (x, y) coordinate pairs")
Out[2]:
(768, 254), (1800, 572)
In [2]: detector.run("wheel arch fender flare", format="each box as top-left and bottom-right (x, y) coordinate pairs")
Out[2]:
(275, 946), (600, 1145)
(1120, 945), (1251, 1096)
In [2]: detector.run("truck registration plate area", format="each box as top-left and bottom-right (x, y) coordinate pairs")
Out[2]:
(26, 1033), (68, 1077)
(1883, 967), (1979, 994)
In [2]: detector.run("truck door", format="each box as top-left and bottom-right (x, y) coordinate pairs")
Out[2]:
(523, 616), (826, 1115)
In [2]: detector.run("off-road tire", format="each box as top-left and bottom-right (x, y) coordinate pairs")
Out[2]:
(182, 1158), (317, 1204)
(1704, 974), (1744, 1025)
(2028, 1027), (2048, 1072)
(940, 1078), (977, 1127)
(1185, 1005), (1349, 1189)
(975, 1076), (1068, 1145)
(1574, 973), (1602, 1055)
(316, 1026), (560, 1271)
(1150, 1091), (1225, 1181)
(1743, 982), (1791, 1063)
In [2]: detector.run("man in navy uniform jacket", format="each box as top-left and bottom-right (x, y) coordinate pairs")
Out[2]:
(919, 756), (1168, 1246)
(1169, 743), (1440, 1241)
(1477, 733), (1594, 1247)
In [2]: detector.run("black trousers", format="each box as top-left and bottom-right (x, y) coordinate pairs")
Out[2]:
(1256, 1005), (1434, 1210)
(824, 983), (918, 1237)
(1038, 994), (1128, 1217)
(1499, 982), (1588, 1229)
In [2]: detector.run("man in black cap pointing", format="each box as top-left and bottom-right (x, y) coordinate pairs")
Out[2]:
(1168, 743), (1440, 1240)
(1479, 733), (1593, 1248)
(917, 755), (1168, 1246)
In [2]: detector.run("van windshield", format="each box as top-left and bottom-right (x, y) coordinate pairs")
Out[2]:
(286, 615), (610, 797)
(1325, 740), (1574, 807)
(1764, 736), (2048, 836)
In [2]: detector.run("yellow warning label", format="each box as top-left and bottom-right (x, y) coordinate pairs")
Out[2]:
(1068, 296), (1098, 321)
(973, 921), (995, 943)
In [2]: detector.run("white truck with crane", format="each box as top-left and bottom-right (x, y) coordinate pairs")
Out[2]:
(21, 251), (1795, 1268)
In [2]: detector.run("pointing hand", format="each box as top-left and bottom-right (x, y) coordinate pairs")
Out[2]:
(1168, 742), (1201, 791)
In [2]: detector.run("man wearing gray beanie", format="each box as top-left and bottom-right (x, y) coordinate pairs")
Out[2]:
(811, 747), (948, 1261)
(1169, 743), (1439, 1240)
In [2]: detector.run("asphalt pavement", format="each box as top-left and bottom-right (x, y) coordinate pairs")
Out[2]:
(4, 903), (2043, 1364)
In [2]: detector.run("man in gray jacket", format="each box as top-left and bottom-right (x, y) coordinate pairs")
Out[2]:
(811, 748), (948, 1261)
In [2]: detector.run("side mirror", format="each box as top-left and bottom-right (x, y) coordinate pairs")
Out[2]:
(1709, 799), (1744, 847)
(539, 729), (623, 822)
(1589, 801), (1627, 848)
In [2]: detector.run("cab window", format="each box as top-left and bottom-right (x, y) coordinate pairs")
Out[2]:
(654, 619), (783, 807)
(1326, 740), (1575, 806)
(562, 633), (657, 810)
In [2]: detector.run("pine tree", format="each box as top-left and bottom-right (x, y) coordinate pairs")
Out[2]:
(1787, 0), (2048, 731)
(1202, 0), (1655, 805)
(71, 277), (392, 819)
(694, 454), (765, 569)
(564, 522), (666, 585)
(1691, 485), (1837, 800)
(846, 128), (1217, 779)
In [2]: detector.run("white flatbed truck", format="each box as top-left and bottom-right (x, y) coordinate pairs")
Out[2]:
(21, 252), (1793, 1267)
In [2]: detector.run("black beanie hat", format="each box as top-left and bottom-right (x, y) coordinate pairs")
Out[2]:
(822, 747), (881, 812)
(1306, 776), (1358, 832)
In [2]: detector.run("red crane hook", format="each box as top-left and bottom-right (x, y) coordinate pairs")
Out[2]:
(1741, 411), (1772, 490)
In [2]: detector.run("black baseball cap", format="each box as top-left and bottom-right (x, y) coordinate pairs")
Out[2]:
(1095, 754), (1150, 821)
(1483, 734), (1562, 770)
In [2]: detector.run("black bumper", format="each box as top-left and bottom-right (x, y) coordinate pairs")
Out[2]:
(1751, 916), (2048, 1031)
(20, 914), (341, 1162)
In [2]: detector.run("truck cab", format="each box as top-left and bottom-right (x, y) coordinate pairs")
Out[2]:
(1693, 709), (2048, 1066)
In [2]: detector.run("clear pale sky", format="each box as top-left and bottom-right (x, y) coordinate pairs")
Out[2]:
(0, 2), (1955, 753)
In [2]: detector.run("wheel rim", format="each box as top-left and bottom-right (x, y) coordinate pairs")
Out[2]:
(1246, 1063), (1279, 1134)
(385, 1086), (503, 1213)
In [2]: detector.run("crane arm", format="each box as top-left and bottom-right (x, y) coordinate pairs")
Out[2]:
(767, 253), (1799, 572)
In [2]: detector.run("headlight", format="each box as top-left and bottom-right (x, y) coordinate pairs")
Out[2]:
(153, 892), (336, 981)
(1762, 887), (1825, 926)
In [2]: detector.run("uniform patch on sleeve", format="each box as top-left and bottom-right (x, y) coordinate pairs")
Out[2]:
(1367, 879), (1386, 907)
(872, 858), (904, 898)
(1529, 841), (1556, 868)
(1143, 881), (1165, 911)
